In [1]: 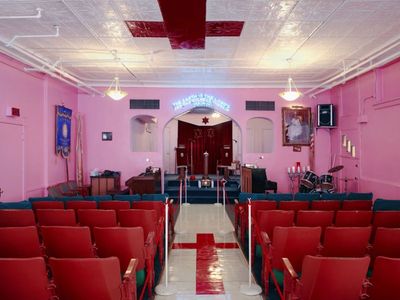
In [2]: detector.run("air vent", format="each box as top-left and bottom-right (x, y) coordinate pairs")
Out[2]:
(130, 99), (160, 109)
(246, 101), (275, 111)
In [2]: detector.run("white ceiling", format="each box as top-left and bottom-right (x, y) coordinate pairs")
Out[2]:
(0, 0), (400, 92)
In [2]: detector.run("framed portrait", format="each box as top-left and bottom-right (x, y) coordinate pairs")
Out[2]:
(282, 107), (312, 146)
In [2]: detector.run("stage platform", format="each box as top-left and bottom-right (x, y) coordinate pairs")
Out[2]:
(164, 174), (241, 204)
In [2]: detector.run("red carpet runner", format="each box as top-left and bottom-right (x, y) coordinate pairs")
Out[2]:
(172, 233), (239, 294)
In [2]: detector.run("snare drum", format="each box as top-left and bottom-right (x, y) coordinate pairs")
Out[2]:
(319, 174), (334, 189)
(300, 171), (318, 188)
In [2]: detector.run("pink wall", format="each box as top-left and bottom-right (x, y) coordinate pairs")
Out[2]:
(323, 58), (400, 199)
(0, 54), (77, 200)
(78, 88), (331, 193)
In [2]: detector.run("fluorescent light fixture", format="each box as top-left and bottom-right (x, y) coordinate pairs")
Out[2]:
(105, 77), (127, 101)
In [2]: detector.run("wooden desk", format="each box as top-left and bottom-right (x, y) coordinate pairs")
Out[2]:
(125, 170), (161, 195)
(90, 175), (120, 196)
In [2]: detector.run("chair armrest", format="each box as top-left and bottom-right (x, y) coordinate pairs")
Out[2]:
(283, 257), (300, 300)
(122, 258), (138, 300)
(145, 231), (155, 250)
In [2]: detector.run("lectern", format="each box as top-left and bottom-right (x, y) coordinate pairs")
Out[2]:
(125, 169), (161, 195)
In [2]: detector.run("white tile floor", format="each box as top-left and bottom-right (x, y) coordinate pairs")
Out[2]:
(155, 204), (262, 300)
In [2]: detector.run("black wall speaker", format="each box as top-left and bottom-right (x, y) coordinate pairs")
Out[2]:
(317, 104), (336, 127)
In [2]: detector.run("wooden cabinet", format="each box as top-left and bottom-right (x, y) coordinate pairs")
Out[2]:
(125, 170), (161, 195)
(90, 175), (120, 196)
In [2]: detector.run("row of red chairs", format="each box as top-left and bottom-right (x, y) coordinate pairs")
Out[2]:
(0, 208), (165, 265)
(257, 226), (400, 300)
(0, 256), (138, 300)
(234, 200), (373, 240)
(0, 225), (153, 300)
(237, 207), (400, 245)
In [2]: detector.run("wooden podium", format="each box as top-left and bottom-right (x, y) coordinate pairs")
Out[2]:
(125, 169), (161, 195)
(241, 166), (267, 193)
(91, 175), (121, 196)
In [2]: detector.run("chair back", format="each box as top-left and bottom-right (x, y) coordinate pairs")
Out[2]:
(0, 257), (52, 300)
(65, 201), (97, 211)
(279, 201), (309, 211)
(342, 200), (372, 210)
(119, 209), (158, 240)
(256, 210), (294, 240)
(0, 210), (36, 227)
(371, 228), (400, 263)
(32, 201), (64, 210)
(94, 227), (146, 271)
(0, 226), (42, 257)
(368, 256), (400, 300)
(311, 200), (341, 211)
(335, 210), (372, 227)
(300, 255), (369, 300)
(322, 226), (371, 257)
(271, 226), (321, 272)
(296, 210), (334, 240)
(36, 209), (76, 226)
(41, 226), (94, 258)
(98, 200), (131, 210)
(49, 257), (124, 300)
(131, 201), (164, 220)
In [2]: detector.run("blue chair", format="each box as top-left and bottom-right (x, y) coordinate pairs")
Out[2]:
(113, 194), (141, 201)
(373, 199), (400, 211)
(0, 200), (32, 209)
(28, 196), (55, 202)
(56, 196), (85, 201)
(141, 194), (169, 201)
(265, 193), (293, 201)
(238, 193), (267, 202)
(347, 192), (373, 200)
(84, 195), (112, 201)
(320, 193), (347, 200)
(294, 193), (320, 201)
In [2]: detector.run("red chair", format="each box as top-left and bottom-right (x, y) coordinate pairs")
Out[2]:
(41, 226), (95, 258)
(279, 201), (309, 211)
(239, 201), (277, 245)
(372, 211), (400, 241)
(370, 228), (400, 265)
(65, 200), (97, 211)
(98, 200), (131, 210)
(260, 227), (321, 297)
(32, 201), (64, 210)
(321, 226), (371, 257)
(119, 209), (163, 264)
(335, 210), (372, 227)
(0, 226), (42, 258)
(36, 209), (76, 226)
(94, 227), (153, 300)
(0, 209), (36, 227)
(77, 209), (118, 238)
(342, 200), (372, 210)
(255, 210), (295, 241)
(296, 210), (334, 240)
(253, 210), (294, 264)
(49, 257), (138, 300)
(367, 256), (400, 300)
(283, 255), (370, 300)
(0, 257), (54, 300)
(311, 200), (341, 211)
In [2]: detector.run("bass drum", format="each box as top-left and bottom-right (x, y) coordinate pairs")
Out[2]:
(300, 171), (318, 189)
(319, 174), (334, 190)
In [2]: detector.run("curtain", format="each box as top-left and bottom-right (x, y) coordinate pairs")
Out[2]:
(178, 120), (232, 174)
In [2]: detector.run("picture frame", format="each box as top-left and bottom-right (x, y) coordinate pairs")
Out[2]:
(282, 107), (312, 146)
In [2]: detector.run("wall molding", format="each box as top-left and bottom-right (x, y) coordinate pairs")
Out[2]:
(373, 97), (400, 110)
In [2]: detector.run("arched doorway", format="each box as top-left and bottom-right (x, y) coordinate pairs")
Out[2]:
(163, 108), (242, 174)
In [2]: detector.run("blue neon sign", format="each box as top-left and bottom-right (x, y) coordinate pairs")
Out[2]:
(172, 93), (230, 112)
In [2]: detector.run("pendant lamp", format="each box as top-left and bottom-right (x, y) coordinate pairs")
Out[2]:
(106, 77), (127, 101)
(279, 59), (302, 101)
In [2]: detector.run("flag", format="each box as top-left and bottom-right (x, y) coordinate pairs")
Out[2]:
(76, 114), (84, 186)
(309, 131), (315, 170)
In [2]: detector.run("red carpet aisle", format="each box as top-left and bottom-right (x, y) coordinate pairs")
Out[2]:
(155, 204), (262, 300)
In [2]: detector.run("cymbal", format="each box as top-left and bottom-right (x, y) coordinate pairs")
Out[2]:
(328, 165), (344, 173)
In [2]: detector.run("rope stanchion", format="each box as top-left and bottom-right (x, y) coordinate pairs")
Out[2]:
(240, 198), (262, 296)
(175, 180), (186, 234)
(218, 179), (231, 235)
(183, 167), (190, 206)
(214, 177), (222, 207)
(155, 198), (176, 296)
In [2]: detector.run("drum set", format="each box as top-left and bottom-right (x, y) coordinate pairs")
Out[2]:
(300, 165), (344, 193)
